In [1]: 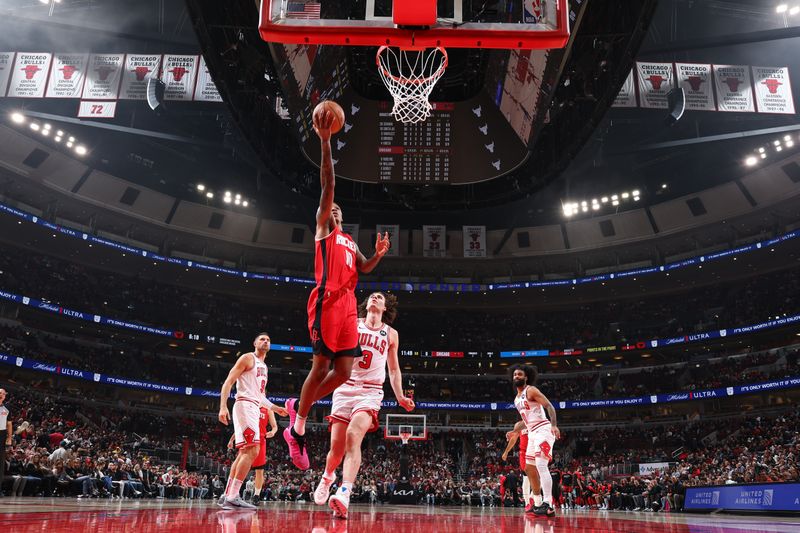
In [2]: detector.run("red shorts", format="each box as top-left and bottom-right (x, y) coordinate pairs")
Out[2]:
(519, 432), (529, 471)
(307, 289), (360, 358)
(252, 438), (267, 469)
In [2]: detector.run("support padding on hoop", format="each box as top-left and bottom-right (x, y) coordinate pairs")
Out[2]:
(393, 0), (437, 27)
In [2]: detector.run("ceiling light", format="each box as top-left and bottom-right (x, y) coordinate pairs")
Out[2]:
(787, 140), (795, 148)
(582, 205), (589, 212)
(223, 196), (231, 204)
(66, 141), (73, 148)
(776, 146), (783, 152)
(56, 130), (63, 136)
(68, 136), (75, 142)
(39, 0), (48, 4)
(30, 123), (40, 131)
(563, 207), (573, 217)
(224, 191), (231, 197)
(206, 192), (213, 199)
(745, 156), (758, 166)
(197, 184), (205, 192)
(785, 135), (792, 141)
(242, 201), (249, 207)
(633, 196), (640, 201)
(41, 129), (49, 136)
(758, 147), (765, 153)
(601, 197), (608, 203)
(43, 123), (51, 130)
(632, 190), (640, 197)
(235, 194), (241, 200)
(75, 145), (87, 155)
(774, 140), (781, 146)
(611, 194), (619, 201)
(234, 198), (241, 205)
(54, 137), (61, 143)
(621, 192), (630, 199)
(661, 183), (667, 189)
(760, 153), (767, 159)
(791, 6), (800, 15)
(581, 201), (588, 207)
(612, 200), (619, 206)
(592, 204), (600, 210)
(11, 112), (25, 124)
(777, 4), (788, 13)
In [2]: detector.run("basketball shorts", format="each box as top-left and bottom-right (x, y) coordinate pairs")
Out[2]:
(232, 400), (260, 449)
(325, 382), (383, 432)
(251, 438), (267, 469)
(307, 290), (360, 358)
(518, 432), (529, 471)
(525, 423), (555, 465)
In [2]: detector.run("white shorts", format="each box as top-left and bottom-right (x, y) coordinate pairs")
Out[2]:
(525, 422), (555, 464)
(232, 399), (260, 449)
(326, 382), (383, 432)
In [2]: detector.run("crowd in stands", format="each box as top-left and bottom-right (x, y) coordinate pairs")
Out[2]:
(1, 244), (800, 351)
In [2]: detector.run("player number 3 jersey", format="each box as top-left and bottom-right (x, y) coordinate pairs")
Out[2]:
(235, 353), (268, 403)
(514, 386), (551, 432)
(351, 319), (390, 383)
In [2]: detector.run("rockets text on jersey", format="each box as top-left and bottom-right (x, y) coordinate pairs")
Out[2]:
(314, 226), (359, 296)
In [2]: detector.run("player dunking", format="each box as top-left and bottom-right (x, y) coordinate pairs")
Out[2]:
(218, 333), (287, 509)
(312, 292), (414, 519)
(283, 107), (391, 470)
(502, 421), (532, 505)
(511, 364), (560, 517)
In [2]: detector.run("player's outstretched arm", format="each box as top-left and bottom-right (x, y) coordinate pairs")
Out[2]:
(526, 386), (560, 439)
(356, 232), (391, 274)
(315, 109), (336, 239)
(218, 354), (254, 426)
(386, 328), (414, 412)
(501, 433), (519, 461)
(259, 396), (288, 417)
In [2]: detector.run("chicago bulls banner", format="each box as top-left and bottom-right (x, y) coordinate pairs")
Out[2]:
(193, 56), (222, 102)
(752, 66), (795, 115)
(45, 54), (89, 98)
(376, 224), (400, 257)
(8, 53), (52, 98)
(612, 69), (637, 108)
(119, 54), (162, 100)
(463, 226), (487, 258)
(82, 54), (124, 100)
(713, 65), (754, 112)
(676, 63), (715, 111)
(0, 53), (15, 97)
(161, 54), (199, 101)
(636, 62), (674, 109)
(423, 225), (447, 258)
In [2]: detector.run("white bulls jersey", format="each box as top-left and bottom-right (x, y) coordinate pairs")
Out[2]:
(514, 386), (551, 433)
(351, 319), (391, 384)
(235, 352), (268, 403)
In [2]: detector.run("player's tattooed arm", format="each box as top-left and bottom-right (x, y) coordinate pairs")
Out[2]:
(527, 386), (561, 440)
(356, 232), (391, 273)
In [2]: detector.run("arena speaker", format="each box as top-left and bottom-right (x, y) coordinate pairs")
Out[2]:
(146, 78), (167, 114)
(666, 87), (685, 125)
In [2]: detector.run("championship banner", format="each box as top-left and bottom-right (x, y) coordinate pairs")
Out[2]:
(81, 54), (124, 100)
(45, 54), (89, 98)
(341, 223), (359, 241)
(7, 53), (52, 98)
(161, 54), (199, 101)
(423, 225), (447, 258)
(612, 69), (637, 108)
(752, 66), (795, 115)
(713, 65), (754, 112)
(636, 62), (674, 109)
(193, 56), (222, 102)
(0, 52), (15, 97)
(376, 224), (400, 257)
(676, 63), (715, 111)
(463, 226), (487, 258)
(119, 54), (162, 100)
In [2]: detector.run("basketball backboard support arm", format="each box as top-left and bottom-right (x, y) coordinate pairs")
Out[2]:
(259, 0), (570, 50)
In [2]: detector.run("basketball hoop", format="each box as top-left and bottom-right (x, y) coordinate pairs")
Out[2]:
(399, 431), (412, 445)
(376, 46), (448, 124)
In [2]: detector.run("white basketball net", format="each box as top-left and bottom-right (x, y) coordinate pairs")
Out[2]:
(376, 46), (448, 124)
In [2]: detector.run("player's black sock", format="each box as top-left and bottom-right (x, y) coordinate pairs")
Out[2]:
(291, 427), (306, 453)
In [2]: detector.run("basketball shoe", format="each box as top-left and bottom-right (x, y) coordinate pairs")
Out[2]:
(535, 502), (556, 517)
(329, 486), (351, 519)
(525, 497), (538, 513)
(222, 495), (257, 510)
(314, 472), (337, 505)
(283, 399), (310, 470)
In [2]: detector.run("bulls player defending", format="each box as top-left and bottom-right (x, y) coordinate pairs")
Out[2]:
(218, 333), (287, 509)
(502, 421), (532, 505)
(511, 364), (560, 517)
(283, 107), (391, 470)
(313, 292), (414, 519)
(225, 406), (278, 505)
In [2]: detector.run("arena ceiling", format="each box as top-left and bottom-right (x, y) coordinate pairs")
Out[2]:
(0, 0), (798, 227)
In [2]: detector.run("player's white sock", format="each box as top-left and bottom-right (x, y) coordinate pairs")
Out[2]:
(533, 494), (543, 506)
(254, 488), (261, 497)
(536, 458), (553, 505)
(522, 475), (531, 502)
(340, 482), (353, 493)
(293, 415), (307, 436)
(226, 479), (243, 499)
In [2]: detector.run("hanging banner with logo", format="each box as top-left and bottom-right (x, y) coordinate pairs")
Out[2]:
(676, 63), (715, 111)
(45, 54), (89, 98)
(463, 226), (487, 258)
(0, 52), (16, 97)
(193, 56), (222, 102)
(612, 69), (637, 108)
(161, 54), (199, 101)
(423, 225), (447, 258)
(7, 53), (52, 98)
(341, 223), (359, 242)
(119, 54), (162, 100)
(636, 62), (674, 109)
(376, 224), (400, 257)
(752, 66), (795, 115)
(713, 65), (754, 113)
(522, 0), (543, 23)
(81, 54), (124, 100)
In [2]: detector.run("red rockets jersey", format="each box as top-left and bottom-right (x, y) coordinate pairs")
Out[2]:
(313, 226), (359, 296)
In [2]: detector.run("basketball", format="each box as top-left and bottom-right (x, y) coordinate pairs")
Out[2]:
(313, 100), (345, 134)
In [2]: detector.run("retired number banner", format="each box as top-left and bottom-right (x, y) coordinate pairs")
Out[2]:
(8, 53), (52, 98)
(676, 63), (715, 111)
(119, 54), (162, 100)
(0, 52), (14, 96)
(752, 66), (795, 115)
(636, 62), (674, 109)
(161, 55), (198, 101)
(713, 65), (754, 112)
(612, 69), (637, 108)
(45, 54), (89, 98)
(463, 226), (487, 258)
(376, 224), (400, 257)
(423, 225), (447, 258)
